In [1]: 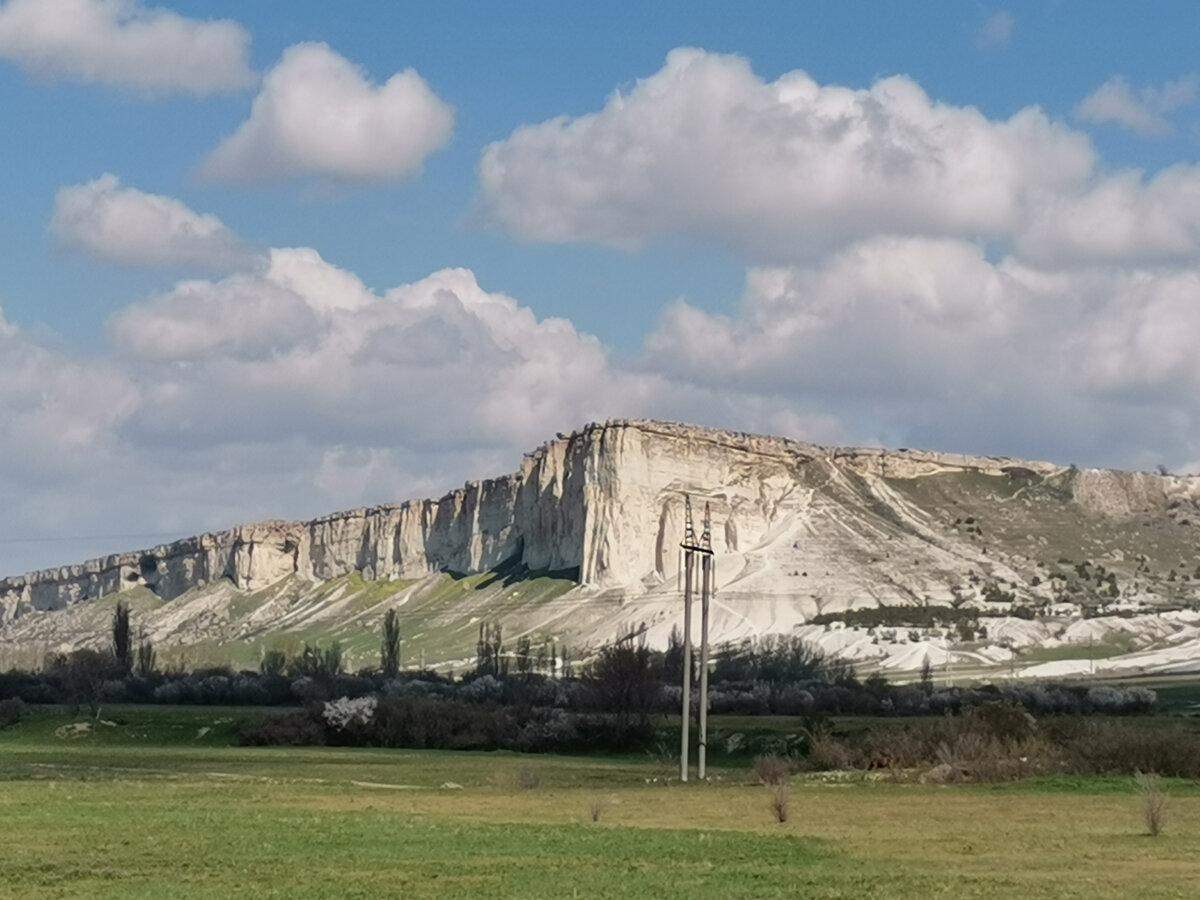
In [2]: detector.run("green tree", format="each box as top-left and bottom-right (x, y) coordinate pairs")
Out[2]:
(112, 601), (132, 675)
(380, 608), (401, 678)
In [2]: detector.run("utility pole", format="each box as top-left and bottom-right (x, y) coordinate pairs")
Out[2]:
(679, 494), (714, 782)
(686, 542), (696, 782)
(698, 502), (714, 779)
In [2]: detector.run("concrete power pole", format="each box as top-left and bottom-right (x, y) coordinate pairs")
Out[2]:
(698, 503), (714, 780)
(680, 542), (693, 782)
(679, 494), (715, 782)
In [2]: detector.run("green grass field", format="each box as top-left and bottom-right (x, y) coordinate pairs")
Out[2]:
(2, 705), (1199, 898)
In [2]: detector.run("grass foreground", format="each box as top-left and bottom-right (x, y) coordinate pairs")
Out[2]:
(2, 705), (1199, 898)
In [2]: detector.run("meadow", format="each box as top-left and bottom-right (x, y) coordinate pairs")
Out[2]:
(2, 705), (1198, 899)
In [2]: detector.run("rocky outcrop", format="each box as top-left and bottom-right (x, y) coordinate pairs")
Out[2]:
(2, 419), (1196, 628)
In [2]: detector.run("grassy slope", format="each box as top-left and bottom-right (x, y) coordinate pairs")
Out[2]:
(887, 470), (1199, 605)
(2, 706), (1199, 899)
(150, 569), (580, 673)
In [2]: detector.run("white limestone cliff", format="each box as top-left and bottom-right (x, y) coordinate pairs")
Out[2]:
(3, 419), (1198, 630)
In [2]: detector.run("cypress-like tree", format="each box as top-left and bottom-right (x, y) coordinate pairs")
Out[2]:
(381, 608), (401, 678)
(112, 600), (132, 675)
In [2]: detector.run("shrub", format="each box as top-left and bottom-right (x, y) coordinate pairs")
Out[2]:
(459, 674), (505, 703)
(230, 676), (270, 706)
(372, 694), (512, 751)
(1135, 771), (1166, 836)
(1051, 719), (1200, 778)
(100, 679), (129, 702)
(511, 708), (581, 753)
(752, 754), (792, 785)
(802, 725), (859, 771)
(322, 695), (378, 744)
(769, 784), (790, 823)
(0, 696), (25, 729)
(153, 680), (188, 704)
(195, 676), (232, 704)
(237, 709), (325, 746)
(589, 796), (609, 823)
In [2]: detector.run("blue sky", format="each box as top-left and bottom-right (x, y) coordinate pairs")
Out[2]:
(2, 1), (1200, 573)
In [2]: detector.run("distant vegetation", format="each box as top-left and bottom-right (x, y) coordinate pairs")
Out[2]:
(0, 601), (1164, 767)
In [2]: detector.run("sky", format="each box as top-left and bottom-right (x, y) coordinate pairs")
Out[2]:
(2, 0), (1200, 574)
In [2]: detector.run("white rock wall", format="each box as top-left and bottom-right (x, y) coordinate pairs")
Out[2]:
(1, 418), (1192, 626)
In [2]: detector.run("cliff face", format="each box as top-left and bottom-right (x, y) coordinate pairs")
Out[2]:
(3, 419), (1199, 629)
(0, 423), (597, 624)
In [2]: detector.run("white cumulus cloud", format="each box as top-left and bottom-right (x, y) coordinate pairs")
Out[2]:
(1017, 164), (1200, 266)
(644, 237), (1200, 467)
(202, 42), (454, 184)
(50, 174), (261, 271)
(480, 48), (1093, 259)
(8, 233), (1200, 574)
(1076, 74), (1198, 138)
(482, 50), (1200, 268)
(0, 0), (253, 94)
(108, 251), (629, 452)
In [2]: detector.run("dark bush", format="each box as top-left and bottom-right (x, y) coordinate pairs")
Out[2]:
(713, 635), (852, 684)
(371, 694), (512, 750)
(237, 708), (325, 746)
(0, 696), (25, 728)
(1047, 718), (1200, 778)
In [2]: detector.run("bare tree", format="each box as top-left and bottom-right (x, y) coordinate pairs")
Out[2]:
(515, 636), (534, 681)
(135, 630), (156, 677)
(587, 632), (661, 739)
(50, 649), (121, 718)
(475, 621), (506, 678)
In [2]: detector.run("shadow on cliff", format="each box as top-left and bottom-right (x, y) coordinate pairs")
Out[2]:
(445, 555), (580, 590)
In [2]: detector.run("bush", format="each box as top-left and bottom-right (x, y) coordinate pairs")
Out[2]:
(511, 708), (581, 753)
(372, 694), (512, 751)
(769, 784), (790, 823)
(1050, 719), (1200, 778)
(1136, 771), (1166, 836)
(752, 754), (792, 785)
(230, 676), (270, 706)
(803, 728), (859, 772)
(152, 680), (188, 704)
(237, 709), (325, 746)
(0, 696), (25, 729)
